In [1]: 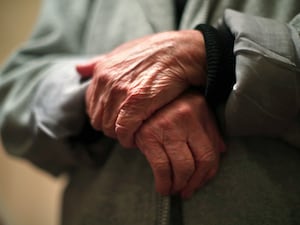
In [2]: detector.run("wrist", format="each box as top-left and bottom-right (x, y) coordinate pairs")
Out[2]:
(178, 30), (207, 86)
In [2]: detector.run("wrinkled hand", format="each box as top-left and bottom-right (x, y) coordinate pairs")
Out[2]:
(76, 30), (206, 147)
(135, 91), (226, 198)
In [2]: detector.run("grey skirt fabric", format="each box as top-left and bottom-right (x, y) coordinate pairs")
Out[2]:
(61, 137), (300, 225)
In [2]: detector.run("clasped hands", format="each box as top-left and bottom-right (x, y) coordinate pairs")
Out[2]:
(76, 30), (225, 199)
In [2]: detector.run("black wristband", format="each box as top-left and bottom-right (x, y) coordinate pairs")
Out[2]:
(195, 23), (236, 106)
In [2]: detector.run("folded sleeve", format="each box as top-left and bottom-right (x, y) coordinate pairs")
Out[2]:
(220, 10), (300, 145)
(0, 0), (111, 175)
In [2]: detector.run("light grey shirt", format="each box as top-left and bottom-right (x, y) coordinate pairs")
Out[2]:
(0, 0), (299, 224)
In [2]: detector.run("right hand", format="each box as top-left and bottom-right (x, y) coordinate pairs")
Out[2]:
(135, 91), (226, 199)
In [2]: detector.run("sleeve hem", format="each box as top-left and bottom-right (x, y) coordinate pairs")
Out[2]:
(194, 23), (236, 106)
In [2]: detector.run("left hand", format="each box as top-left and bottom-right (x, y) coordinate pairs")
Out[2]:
(76, 30), (206, 148)
(135, 91), (226, 198)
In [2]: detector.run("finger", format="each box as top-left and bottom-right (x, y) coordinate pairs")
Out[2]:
(76, 62), (96, 78)
(181, 132), (219, 199)
(85, 76), (105, 130)
(87, 72), (108, 131)
(101, 87), (128, 138)
(206, 128), (226, 153)
(203, 111), (227, 153)
(180, 162), (209, 199)
(76, 57), (102, 78)
(85, 83), (94, 118)
(90, 95), (105, 131)
(164, 141), (195, 194)
(136, 133), (172, 196)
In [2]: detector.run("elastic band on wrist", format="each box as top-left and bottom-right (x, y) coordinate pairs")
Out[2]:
(195, 23), (236, 106)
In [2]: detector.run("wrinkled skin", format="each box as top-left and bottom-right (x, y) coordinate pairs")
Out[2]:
(76, 30), (206, 148)
(77, 30), (225, 198)
(135, 91), (225, 198)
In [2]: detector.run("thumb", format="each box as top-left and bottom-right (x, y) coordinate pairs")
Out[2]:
(76, 59), (98, 78)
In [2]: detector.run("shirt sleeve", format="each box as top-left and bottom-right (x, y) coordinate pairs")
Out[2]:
(0, 0), (112, 175)
(221, 10), (300, 143)
(195, 9), (300, 147)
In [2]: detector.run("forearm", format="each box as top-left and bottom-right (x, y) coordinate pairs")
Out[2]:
(0, 59), (100, 175)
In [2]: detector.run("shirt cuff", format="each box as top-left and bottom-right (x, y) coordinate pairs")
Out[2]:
(194, 23), (236, 106)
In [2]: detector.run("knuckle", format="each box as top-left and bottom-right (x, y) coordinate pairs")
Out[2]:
(125, 91), (142, 105)
(176, 160), (195, 179)
(196, 147), (218, 165)
(115, 109), (129, 126)
(115, 123), (129, 137)
(119, 98), (146, 122)
(95, 71), (109, 84)
(156, 118), (173, 132)
(115, 124), (136, 148)
(138, 124), (155, 139)
(110, 83), (128, 97)
(176, 103), (193, 119)
(116, 108), (142, 130)
(135, 130), (156, 150)
(124, 90), (151, 111)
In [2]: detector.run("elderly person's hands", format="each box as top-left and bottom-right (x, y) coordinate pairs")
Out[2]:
(76, 30), (206, 148)
(77, 31), (225, 197)
(135, 91), (225, 198)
